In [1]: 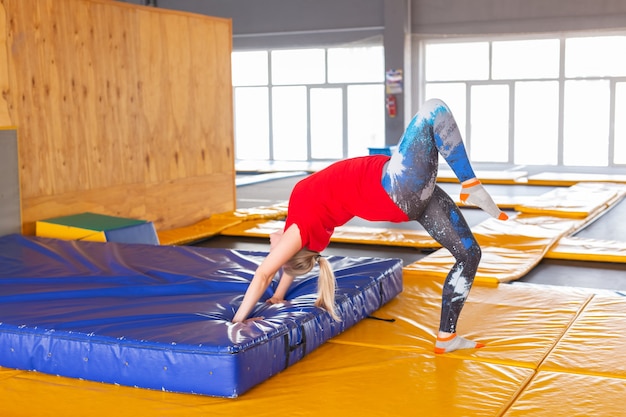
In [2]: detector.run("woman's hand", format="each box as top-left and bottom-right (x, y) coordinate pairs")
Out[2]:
(242, 316), (265, 323)
(266, 296), (285, 304)
(231, 316), (265, 324)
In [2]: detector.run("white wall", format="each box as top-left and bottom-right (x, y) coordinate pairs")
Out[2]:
(147, 0), (626, 43)
(411, 0), (626, 35)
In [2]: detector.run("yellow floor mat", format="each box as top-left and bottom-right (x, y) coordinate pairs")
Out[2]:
(540, 294), (626, 378)
(0, 347), (535, 417)
(503, 371), (626, 417)
(3, 275), (624, 416)
(332, 275), (594, 368)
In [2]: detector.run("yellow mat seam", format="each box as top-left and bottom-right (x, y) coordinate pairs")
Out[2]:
(535, 293), (596, 372)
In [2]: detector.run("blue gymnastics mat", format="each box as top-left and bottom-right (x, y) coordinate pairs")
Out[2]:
(0, 234), (402, 397)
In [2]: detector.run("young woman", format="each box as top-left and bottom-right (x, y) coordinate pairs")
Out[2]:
(232, 99), (508, 354)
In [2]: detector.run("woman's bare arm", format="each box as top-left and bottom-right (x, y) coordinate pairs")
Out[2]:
(266, 272), (295, 304)
(232, 224), (302, 322)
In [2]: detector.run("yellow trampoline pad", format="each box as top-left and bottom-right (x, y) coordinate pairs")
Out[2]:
(438, 169), (529, 184)
(221, 219), (441, 248)
(456, 194), (530, 210)
(157, 216), (244, 245)
(527, 171), (626, 186)
(404, 214), (582, 283)
(515, 182), (626, 218)
(157, 203), (288, 245)
(546, 236), (626, 263)
(219, 218), (283, 238)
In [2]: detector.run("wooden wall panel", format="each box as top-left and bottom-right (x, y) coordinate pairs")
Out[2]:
(143, 173), (236, 230)
(0, 3), (11, 126)
(135, 8), (234, 183)
(1, 0), (234, 234)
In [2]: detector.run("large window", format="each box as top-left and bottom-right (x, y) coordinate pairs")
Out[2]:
(424, 34), (626, 167)
(232, 46), (385, 162)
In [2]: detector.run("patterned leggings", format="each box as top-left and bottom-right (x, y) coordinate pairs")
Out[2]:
(382, 99), (481, 334)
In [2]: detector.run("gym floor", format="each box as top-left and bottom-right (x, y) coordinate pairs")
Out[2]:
(196, 171), (626, 293)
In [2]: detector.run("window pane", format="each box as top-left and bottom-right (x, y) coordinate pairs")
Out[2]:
(310, 88), (343, 159)
(614, 82), (626, 164)
(470, 85), (509, 163)
(234, 87), (269, 160)
(271, 49), (326, 85)
(563, 80), (610, 166)
(347, 84), (385, 157)
(493, 39), (560, 79)
(425, 42), (489, 81)
(514, 81), (559, 165)
(566, 36), (626, 77)
(272, 86), (308, 161)
(232, 51), (268, 86)
(328, 46), (384, 83)
(425, 83), (467, 139)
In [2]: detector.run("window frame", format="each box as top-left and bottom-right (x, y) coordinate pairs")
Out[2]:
(420, 32), (626, 169)
(232, 46), (385, 163)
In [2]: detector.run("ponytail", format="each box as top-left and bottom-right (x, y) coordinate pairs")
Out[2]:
(314, 256), (340, 321)
(283, 250), (340, 321)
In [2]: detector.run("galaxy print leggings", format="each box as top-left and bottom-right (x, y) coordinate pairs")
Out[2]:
(381, 99), (481, 334)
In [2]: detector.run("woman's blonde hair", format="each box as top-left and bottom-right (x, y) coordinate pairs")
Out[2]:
(283, 249), (340, 321)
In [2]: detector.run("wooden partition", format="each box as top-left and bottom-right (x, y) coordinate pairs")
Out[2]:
(0, 0), (234, 235)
